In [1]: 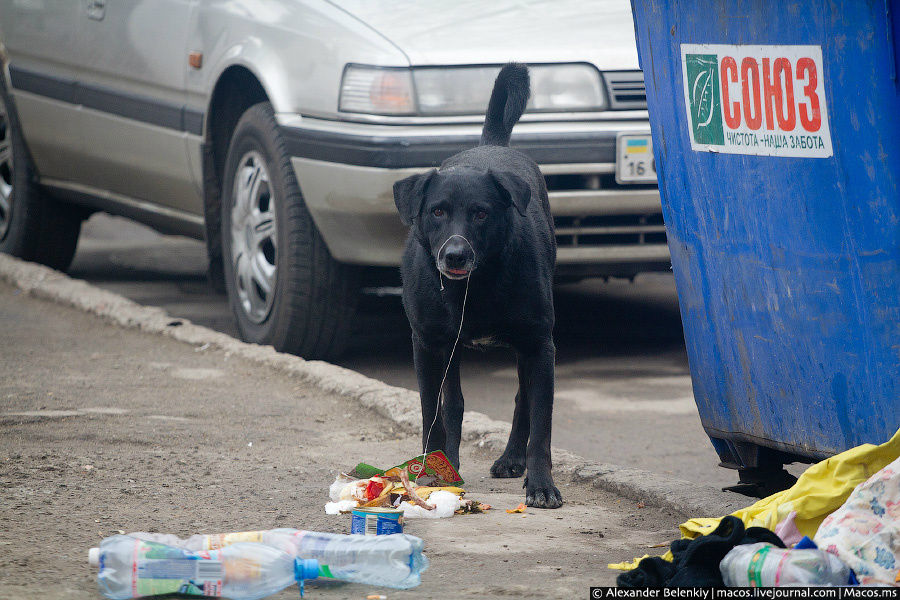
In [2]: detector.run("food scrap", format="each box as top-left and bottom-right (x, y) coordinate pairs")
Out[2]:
(399, 466), (435, 510)
(455, 500), (492, 515)
(325, 452), (488, 519)
(506, 503), (527, 514)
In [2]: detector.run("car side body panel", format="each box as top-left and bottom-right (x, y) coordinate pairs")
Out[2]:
(73, 0), (202, 214)
(0, 1), (85, 183)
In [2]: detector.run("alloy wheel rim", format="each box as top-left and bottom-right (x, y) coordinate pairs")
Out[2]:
(230, 151), (277, 324)
(0, 94), (14, 241)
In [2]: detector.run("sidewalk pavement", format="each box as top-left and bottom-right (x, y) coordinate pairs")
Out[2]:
(0, 279), (690, 599)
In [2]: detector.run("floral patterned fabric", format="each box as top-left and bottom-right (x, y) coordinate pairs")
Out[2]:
(814, 456), (900, 586)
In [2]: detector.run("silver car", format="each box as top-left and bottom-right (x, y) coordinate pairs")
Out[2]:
(0, 0), (665, 359)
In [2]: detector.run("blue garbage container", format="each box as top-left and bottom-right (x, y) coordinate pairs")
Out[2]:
(630, 0), (900, 476)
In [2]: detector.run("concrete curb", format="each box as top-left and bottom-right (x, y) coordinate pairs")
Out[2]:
(0, 253), (747, 517)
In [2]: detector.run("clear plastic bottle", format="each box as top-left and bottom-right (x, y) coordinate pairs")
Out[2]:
(89, 535), (319, 600)
(265, 529), (428, 589)
(128, 529), (428, 589)
(719, 542), (850, 587)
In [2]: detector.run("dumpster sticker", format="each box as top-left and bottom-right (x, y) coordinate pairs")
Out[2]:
(681, 44), (832, 158)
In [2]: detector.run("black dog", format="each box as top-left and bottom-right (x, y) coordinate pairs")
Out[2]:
(393, 63), (561, 508)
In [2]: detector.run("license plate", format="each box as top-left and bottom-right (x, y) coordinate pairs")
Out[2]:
(616, 133), (657, 184)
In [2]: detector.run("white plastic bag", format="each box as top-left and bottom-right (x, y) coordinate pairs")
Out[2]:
(399, 490), (460, 519)
(329, 474), (364, 503)
(324, 500), (358, 515)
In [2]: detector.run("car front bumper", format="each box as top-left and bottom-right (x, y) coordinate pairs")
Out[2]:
(281, 116), (670, 277)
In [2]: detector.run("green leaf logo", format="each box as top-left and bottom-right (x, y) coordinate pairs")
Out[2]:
(685, 54), (724, 145)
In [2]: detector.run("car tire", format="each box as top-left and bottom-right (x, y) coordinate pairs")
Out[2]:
(221, 102), (359, 360)
(0, 80), (82, 271)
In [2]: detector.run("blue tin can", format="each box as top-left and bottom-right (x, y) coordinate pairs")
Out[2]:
(350, 507), (403, 535)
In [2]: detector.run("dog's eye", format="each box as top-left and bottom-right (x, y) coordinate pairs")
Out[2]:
(432, 208), (444, 217)
(475, 210), (488, 220)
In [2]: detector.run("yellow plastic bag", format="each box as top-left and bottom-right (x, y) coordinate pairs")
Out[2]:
(609, 428), (900, 571)
(608, 553), (672, 571)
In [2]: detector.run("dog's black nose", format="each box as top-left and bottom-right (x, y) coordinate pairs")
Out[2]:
(444, 249), (469, 269)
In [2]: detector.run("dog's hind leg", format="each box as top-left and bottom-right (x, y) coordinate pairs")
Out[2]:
(490, 359), (530, 478)
(413, 337), (447, 456)
(440, 354), (464, 470)
(520, 339), (563, 509)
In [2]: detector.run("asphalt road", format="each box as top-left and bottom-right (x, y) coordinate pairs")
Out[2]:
(70, 214), (737, 490)
(0, 280), (684, 598)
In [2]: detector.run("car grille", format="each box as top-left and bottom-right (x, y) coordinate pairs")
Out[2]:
(603, 71), (647, 110)
(553, 213), (666, 247)
(544, 172), (665, 248)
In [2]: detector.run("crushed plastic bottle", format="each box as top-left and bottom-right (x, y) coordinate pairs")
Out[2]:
(129, 528), (428, 589)
(89, 535), (318, 600)
(720, 542), (851, 587)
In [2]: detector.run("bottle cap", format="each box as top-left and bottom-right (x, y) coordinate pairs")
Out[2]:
(88, 548), (100, 567)
(294, 559), (319, 598)
(294, 558), (319, 582)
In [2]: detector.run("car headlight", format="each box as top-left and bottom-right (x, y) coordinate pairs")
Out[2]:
(339, 64), (606, 116)
(338, 66), (416, 115)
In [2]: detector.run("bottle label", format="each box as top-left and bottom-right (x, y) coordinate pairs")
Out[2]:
(319, 564), (335, 579)
(747, 545), (772, 587)
(202, 530), (265, 550)
(131, 540), (224, 597)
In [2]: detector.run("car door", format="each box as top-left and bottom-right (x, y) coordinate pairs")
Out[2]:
(0, 1), (85, 183)
(74, 0), (202, 215)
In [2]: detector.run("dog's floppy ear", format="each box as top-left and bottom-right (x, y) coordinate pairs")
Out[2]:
(393, 169), (437, 226)
(488, 169), (531, 217)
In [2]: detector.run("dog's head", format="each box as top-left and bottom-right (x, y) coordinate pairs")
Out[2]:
(393, 167), (531, 279)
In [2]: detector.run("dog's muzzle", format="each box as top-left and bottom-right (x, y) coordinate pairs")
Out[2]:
(436, 235), (476, 279)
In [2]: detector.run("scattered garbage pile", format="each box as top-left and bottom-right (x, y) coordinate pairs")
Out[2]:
(87, 434), (900, 596)
(611, 428), (900, 588)
(325, 451), (489, 519)
(87, 451), (493, 599)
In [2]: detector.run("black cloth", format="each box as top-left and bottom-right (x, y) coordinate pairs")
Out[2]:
(617, 516), (786, 588)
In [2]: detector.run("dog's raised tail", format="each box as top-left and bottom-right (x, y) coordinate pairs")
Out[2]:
(480, 63), (530, 147)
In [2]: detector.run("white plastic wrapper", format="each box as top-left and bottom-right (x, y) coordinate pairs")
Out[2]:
(329, 474), (364, 503)
(324, 500), (358, 515)
(399, 490), (460, 519)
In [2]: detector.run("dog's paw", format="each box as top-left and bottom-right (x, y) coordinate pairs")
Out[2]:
(490, 455), (526, 478)
(524, 475), (563, 509)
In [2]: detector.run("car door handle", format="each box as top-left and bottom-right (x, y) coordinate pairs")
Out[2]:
(86, 0), (106, 21)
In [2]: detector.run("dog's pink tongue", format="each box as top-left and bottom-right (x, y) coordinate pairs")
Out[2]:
(447, 268), (468, 275)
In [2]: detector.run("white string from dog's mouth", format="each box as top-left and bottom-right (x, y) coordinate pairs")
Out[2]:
(419, 235), (474, 473)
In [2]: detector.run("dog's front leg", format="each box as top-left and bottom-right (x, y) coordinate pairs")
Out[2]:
(439, 353), (464, 470)
(520, 338), (563, 508)
(412, 336), (448, 456)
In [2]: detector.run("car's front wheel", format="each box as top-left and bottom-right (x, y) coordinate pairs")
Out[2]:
(221, 102), (359, 360)
(0, 80), (82, 271)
